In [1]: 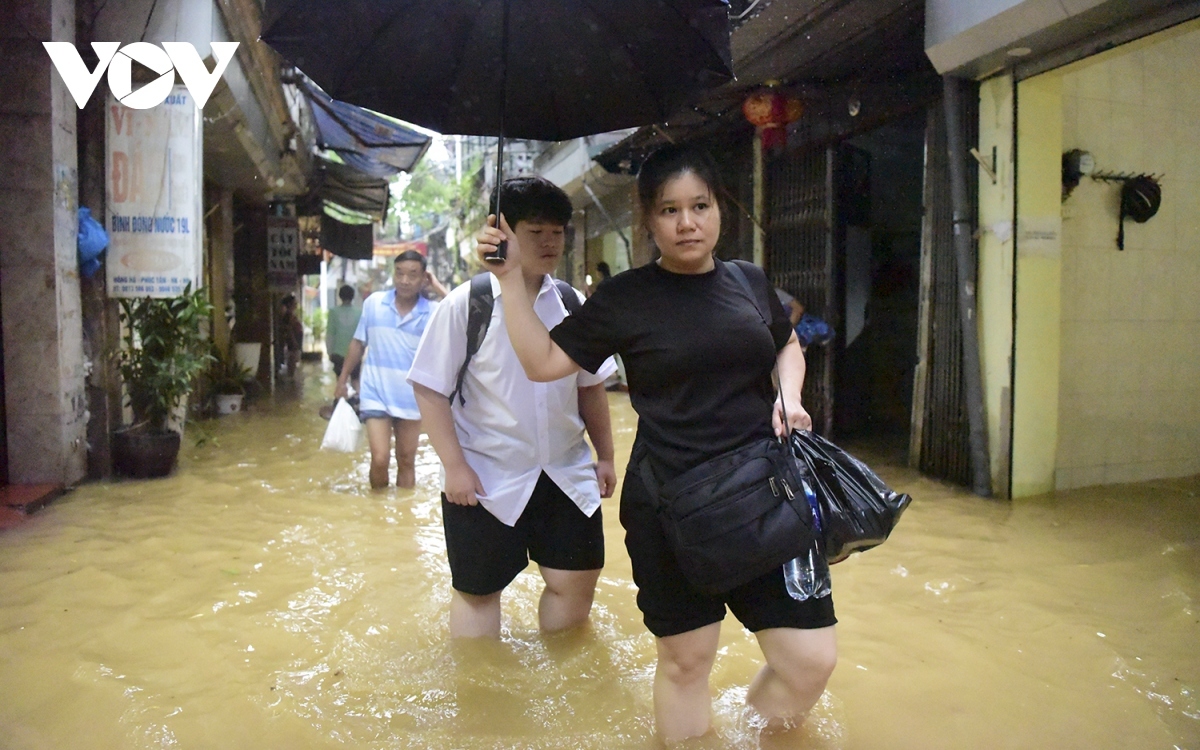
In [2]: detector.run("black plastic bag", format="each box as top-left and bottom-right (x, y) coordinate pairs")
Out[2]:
(789, 430), (913, 564)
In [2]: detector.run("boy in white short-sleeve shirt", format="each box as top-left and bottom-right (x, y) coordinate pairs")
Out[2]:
(408, 177), (617, 639)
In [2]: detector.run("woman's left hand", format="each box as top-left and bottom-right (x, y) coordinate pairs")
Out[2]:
(773, 394), (812, 437)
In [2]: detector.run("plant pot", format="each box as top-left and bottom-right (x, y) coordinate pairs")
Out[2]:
(113, 429), (181, 478)
(215, 394), (244, 415)
(234, 342), (262, 377)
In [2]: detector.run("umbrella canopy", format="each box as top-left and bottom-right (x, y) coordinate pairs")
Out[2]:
(261, 0), (734, 142)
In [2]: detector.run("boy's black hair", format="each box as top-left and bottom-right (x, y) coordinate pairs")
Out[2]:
(338, 284), (354, 302)
(489, 176), (573, 228)
(596, 261), (612, 278)
(394, 249), (427, 270)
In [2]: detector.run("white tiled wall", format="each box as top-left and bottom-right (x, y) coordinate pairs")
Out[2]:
(1057, 21), (1200, 490)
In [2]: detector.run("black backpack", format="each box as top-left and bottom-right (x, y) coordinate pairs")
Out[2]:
(449, 273), (582, 405)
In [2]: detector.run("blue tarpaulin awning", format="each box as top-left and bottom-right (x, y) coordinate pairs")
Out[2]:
(302, 79), (432, 177)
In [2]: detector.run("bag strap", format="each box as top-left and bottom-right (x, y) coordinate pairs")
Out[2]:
(724, 259), (792, 437)
(725, 259), (772, 328)
(449, 275), (582, 406)
(553, 279), (582, 315)
(450, 273), (496, 406)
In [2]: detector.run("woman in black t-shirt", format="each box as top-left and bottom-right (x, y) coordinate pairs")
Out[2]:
(476, 146), (836, 743)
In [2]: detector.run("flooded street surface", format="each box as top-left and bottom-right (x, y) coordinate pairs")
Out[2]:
(1, 366), (1197, 749)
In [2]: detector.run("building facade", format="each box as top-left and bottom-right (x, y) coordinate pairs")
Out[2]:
(929, 0), (1200, 495)
(0, 0), (315, 486)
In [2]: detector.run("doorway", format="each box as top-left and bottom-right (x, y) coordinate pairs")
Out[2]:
(833, 112), (927, 453)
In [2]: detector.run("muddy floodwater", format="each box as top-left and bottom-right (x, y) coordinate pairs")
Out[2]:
(1, 368), (1197, 749)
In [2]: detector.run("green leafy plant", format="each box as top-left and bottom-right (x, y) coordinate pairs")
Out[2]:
(304, 307), (327, 351)
(115, 285), (214, 434)
(207, 344), (253, 396)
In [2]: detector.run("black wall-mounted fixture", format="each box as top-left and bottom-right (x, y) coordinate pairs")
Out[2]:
(1062, 149), (1094, 200)
(1092, 171), (1162, 250)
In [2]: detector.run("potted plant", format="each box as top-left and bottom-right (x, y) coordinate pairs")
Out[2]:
(302, 306), (326, 362)
(209, 346), (253, 415)
(113, 285), (213, 478)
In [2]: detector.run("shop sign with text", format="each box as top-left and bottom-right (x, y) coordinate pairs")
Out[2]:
(105, 85), (203, 298)
(268, 216), (300, 291)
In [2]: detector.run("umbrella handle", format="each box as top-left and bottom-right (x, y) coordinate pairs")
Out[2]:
(484, 136), (507, 263)
(484, 0), (510, 264)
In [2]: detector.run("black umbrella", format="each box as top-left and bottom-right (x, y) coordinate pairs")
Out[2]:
(262, 0), (733, 257)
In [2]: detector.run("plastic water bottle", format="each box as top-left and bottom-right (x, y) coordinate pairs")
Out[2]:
(783, 476), (832, 601)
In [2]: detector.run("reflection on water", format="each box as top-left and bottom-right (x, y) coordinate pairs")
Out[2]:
(0, 365), (1196, 749)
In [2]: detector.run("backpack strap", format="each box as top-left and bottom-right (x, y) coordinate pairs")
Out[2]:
(449, 273), (496, 406)
(725, 259), (773, 328)
(553, 279), (582, 315)
(449, 275), (582, 406)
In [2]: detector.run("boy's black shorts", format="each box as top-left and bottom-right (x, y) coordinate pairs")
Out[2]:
(620, 467), (836, 638)
(442, 472), (604, 596)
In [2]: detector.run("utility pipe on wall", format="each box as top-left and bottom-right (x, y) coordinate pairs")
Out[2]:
(753, 130), (765, 267)
(943, 76), (993, 498)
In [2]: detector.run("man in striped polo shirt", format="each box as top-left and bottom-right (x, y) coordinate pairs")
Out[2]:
(335, 250), (439, 489)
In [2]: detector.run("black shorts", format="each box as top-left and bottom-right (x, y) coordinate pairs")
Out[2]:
(442, 472), (605, 596)
(329, 354), (360, 381)
(620, 466), (836, 638)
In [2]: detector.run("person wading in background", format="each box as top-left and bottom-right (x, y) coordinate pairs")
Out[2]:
(335, 251), (436, 489)
(326, 284), (362, 395)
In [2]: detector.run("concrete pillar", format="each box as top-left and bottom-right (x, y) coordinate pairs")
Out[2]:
(78, 68), (120, 480)
(977, 74), (1017, 498)
(207, 188), (234, 357)
(0, 0), (88, 484)
(233, 204), (271, 385)
(569, 208), (586, 289)
(630, 183), (653, 268)
(1010, 74), (1064, 498)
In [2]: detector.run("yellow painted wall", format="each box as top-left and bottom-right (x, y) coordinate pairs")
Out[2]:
(977, 74), (1016, 497)
(1011, 74), (1064, 498)
(1055, 20), (1200, 488)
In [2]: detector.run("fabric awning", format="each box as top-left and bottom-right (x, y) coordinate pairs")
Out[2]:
(303, 79), (432, 176)
(319, 214), (375, 260)
(312, 156), (390, 220)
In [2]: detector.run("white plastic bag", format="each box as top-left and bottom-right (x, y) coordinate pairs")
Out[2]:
(320, 398), (362, 452)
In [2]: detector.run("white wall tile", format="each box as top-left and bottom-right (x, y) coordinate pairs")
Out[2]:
(1075, 97), (1112, 166)
(1072, 249), (1112, 320)
(1108, 49), (1144, 106)
(1142, 42), (1176, 113)
(1107, 252), (1143, 320)
(1076, 59), (1112, 101)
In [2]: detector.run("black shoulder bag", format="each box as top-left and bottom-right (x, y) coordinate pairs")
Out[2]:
(637, 261), (816, 595)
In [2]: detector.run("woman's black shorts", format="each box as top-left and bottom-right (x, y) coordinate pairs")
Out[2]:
(442, 471), (604, 596)
(620, 466), (836, 639)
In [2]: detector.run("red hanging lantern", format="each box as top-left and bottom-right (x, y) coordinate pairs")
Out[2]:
(743, 88), (803, 152)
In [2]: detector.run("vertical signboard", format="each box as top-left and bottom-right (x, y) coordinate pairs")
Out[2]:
(267, 215), (300, 291)
(105, 85), (203, 298)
